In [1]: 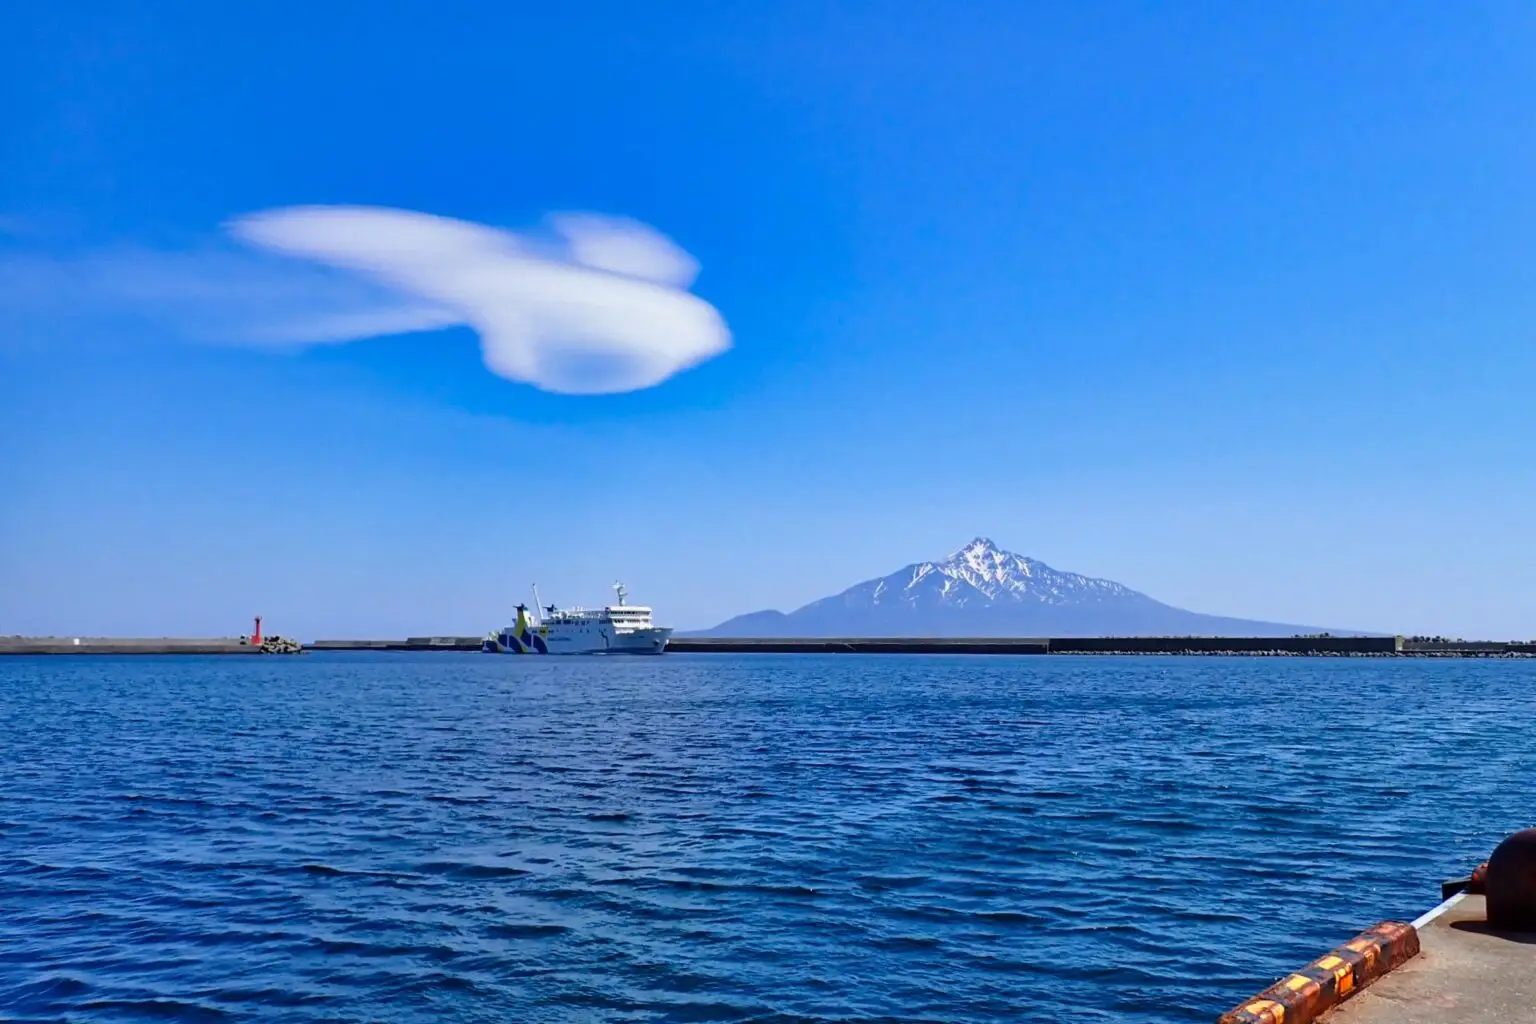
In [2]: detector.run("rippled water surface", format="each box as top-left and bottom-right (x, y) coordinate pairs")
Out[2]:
(4, 654), (1534, 1022)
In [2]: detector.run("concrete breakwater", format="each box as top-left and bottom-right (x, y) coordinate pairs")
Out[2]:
(670, 636), (1536, 656)
(8, 635), (1533, 656)
(308, 637), (485, 652)
(0, 637), (262, 655)
(664, 637), (1389, 655)
(0, 636), (300, 655)
(677, 636), (1536, 656)
(669, 637), (1051, 654)
(299, 636), (1534, 656)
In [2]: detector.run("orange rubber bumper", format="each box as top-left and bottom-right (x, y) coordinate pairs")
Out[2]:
(1216, 921), (1420, 1024)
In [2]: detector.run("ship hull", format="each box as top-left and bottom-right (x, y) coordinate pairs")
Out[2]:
(483, 627), (672, 655)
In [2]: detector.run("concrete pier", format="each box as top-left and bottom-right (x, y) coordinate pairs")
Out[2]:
(1322, 893), (1534, 1023)
(1217, 851), (1535, 1024)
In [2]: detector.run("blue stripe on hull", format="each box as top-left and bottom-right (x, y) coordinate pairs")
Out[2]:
(482, 643), (668, 655)
(482, 627), (669, 654)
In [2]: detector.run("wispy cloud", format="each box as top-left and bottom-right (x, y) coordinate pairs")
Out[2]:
(0, 206), (732, 394)
(0, 244), (457, 347)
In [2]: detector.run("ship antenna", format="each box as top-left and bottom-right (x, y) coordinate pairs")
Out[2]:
(613, 581), (627, 606)
(532, 583), (545, 624)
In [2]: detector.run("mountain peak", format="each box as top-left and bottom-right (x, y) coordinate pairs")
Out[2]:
(952, 536), (1005, 559)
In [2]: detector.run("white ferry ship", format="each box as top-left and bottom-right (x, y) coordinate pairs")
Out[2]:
(482, 583), (672, 655)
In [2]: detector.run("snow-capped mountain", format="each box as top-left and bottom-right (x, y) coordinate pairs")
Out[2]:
(846, 537), (1144, 609)
(695, 537), (1353, 637)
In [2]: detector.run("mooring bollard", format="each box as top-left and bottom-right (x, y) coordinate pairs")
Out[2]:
(1485, 827), (1536, 931)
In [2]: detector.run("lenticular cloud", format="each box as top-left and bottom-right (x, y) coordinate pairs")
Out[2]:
(227, 206), (731, 394)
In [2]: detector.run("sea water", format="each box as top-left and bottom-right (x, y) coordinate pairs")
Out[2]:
(3, 653), (1533, 1022)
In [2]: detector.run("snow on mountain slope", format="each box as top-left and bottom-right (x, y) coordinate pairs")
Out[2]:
(694, 537), (1355, 637)
(823, 537), (1146, 610)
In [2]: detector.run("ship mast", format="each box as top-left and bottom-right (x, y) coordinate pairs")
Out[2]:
(613, 581), (627, 606)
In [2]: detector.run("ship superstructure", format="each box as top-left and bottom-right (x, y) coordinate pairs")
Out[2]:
(483, 583), (672, 655)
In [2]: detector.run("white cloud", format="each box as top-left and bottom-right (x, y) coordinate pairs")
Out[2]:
(0, 206), (732, 395)
(228, 205), (731, 394)
(0, 244), (457, 349)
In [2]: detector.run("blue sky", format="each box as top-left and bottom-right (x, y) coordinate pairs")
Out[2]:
(2, 2), (1534, 639)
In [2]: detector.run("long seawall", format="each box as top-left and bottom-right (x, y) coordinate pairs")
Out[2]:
(295, 635), (1531, 656)
(0, 637), (264, 655)
(300, 635), (1410, 655)
(8, 636), (1533, 656)
(675, 636), (1536, 656)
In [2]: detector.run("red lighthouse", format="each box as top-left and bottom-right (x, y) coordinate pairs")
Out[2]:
(252, 615), (263, 645)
